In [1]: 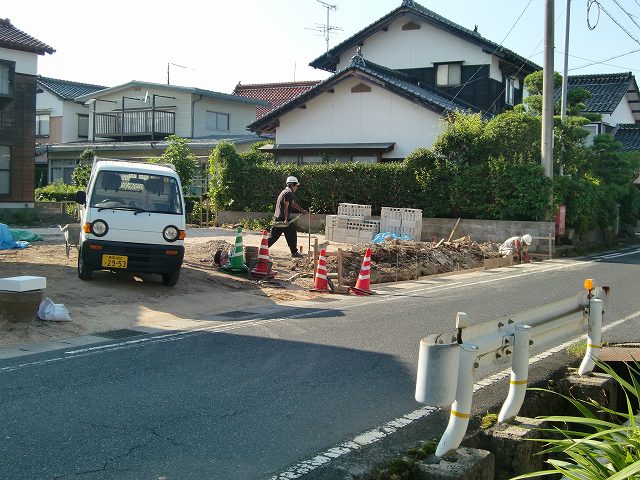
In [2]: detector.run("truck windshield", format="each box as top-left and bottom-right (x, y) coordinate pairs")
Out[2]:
(90, 171), (183, 215)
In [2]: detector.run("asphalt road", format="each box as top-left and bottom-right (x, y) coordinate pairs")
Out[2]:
(1, 247), (639, 479)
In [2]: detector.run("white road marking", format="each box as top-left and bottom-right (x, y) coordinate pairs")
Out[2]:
(271, 309), (640, 479)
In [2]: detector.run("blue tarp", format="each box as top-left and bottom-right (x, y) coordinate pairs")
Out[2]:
(372, 232), (413, 244)
(0, 223), (29, 250)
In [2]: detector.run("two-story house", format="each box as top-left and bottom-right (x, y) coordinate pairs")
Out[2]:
(247, 0), (540, 164)
(44, 80), (268, 192)
(0, 18), (54, 207)
(35, 76), (106, 184)
(558, 72), (640, 150)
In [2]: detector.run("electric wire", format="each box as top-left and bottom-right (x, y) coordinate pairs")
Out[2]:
(441, 0), (535, 118)
(611, 0), (640, 32)
(587, 0), (640, 45)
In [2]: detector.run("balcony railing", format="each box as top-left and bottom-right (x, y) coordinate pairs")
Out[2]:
(94, 110), (175, 139)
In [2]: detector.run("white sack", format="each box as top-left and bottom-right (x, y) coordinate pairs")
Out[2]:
(38, 297), (72, 322)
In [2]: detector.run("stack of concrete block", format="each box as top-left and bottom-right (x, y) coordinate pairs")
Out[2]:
(325, 203), (379, 243)
(380, 206), (422, 240)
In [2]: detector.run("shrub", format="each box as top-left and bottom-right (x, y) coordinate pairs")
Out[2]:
(35, 181), (78, 202)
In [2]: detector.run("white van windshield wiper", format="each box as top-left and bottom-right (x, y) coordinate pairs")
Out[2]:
(97, 205), (145, 215)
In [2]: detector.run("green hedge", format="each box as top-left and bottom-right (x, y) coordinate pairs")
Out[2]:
(35, 182), (78, 202)
(208, 143), (554, 221)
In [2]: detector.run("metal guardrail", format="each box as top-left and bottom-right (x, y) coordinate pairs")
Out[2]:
(415, 280), (609, 457)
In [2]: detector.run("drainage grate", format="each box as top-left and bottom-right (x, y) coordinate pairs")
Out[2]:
(96, 329), (146, 340)
(219, 310), (255, 319)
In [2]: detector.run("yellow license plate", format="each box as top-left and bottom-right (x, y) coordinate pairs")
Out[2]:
(102, 254), (128, 269)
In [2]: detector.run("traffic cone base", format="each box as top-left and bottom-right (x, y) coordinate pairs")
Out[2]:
(310, 249), (331, 293)
(221, 226), (248, 272)
(350, 247), (374, 295)
(251, 230), (277, 278)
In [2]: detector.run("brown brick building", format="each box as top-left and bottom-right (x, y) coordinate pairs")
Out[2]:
(0, 18), (54, 207)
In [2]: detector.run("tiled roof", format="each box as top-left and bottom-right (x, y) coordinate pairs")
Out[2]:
(233, 81), (321, 118)
(0, 18), (54, 55)
(564, 73), (634, 113)
(309, 0), (540, 74)
(612, 123), (640, 151)
(38, 76), (106, 101)
(248, 54), (488, 134)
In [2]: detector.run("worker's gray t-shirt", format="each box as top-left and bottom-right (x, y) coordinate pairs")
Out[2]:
(274, 187), (294, 222)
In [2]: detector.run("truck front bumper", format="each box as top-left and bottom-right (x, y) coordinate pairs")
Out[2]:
(80, 240), (184, 275)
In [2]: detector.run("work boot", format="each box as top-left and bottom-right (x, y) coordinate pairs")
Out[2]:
(291, 251), (304, 258)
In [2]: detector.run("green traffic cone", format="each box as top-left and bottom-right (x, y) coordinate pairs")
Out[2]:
(222, 226), (247, 272)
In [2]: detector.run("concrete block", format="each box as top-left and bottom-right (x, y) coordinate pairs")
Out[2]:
(417, 448), (494, 480)
(483, 256), (513, 270)
(558, 372), (617, 422)
(0, 290), (43, 323)
(0, 276), (46, 292)
(481, 417), (548, 480)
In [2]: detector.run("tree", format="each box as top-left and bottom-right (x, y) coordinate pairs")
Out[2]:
(71, 148), (95, 188)
(149, 135), (199, 192)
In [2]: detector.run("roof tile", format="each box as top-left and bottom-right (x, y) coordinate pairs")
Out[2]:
(38, 76), (106, 101)
(0, 18), (54, 55)
(233, 81), (321, 118)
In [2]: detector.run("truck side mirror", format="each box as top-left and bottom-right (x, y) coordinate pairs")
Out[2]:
(75, 191), (86, 205)
(185, 200), (195, 214)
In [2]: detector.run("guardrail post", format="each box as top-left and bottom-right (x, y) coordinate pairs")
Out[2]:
(435, 343), (479, 457)
(498, 324), (532, 423)
(578, 297), (603, 375)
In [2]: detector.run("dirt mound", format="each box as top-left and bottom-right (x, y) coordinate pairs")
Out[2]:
(319, 236), (501, 285)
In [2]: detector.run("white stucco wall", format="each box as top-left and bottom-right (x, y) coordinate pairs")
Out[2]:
(61, 101), (91, 142)
(602, 94), (635, 125)
(36, 89), (63, 116)
(275, 77), (444, 158)
(0, 47), (37, 75)
(192, 98), (256, 137)
(335, 17), (501, 81)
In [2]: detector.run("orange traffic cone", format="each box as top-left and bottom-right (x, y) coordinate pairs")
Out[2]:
(310, 249), (331, 293)
(351, 247), (373, 295)
(251, 230), (277, 278)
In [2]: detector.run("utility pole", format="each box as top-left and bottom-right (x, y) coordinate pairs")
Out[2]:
(559, 0), (571, 176)
(541, 0), (555, 179)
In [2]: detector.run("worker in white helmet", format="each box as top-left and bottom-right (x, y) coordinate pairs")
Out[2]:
(268, 176), (308, 258)
(499, 233), (532, 263)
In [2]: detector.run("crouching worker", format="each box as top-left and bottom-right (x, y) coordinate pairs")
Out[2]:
(268, 176), (308, 258)
(499, 234), (532, 263)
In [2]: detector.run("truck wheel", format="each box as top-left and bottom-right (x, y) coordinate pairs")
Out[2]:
(77, 249), (92, 280)
(162, 269), (180, 286)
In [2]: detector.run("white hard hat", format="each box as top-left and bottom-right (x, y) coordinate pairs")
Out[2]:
(522, 234), (532, 245)
(286, 176), (299, 185)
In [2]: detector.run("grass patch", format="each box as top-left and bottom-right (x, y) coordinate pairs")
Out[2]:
(481, 412), (498, 429)
(366, 440), (438, 479)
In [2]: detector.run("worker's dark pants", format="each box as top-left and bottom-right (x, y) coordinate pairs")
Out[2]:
(268, 223), (297, 255)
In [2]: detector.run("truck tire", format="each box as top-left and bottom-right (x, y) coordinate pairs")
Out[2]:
(162, 269), (180, 286)
(77, 249), (92, 280)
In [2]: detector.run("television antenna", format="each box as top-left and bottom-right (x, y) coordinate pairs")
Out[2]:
(306, 0), (342, 52)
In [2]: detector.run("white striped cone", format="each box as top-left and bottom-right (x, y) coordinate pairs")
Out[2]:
(310, 249), (331, 292)
(251, 230), (276, 278)
(351, 247), (372, 295)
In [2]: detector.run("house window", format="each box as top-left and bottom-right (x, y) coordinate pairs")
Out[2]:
(351, 83), (371, 93)
(36, 113), (50, 137)
(78, 114), (89, 138)
(402, 21), (421, 31)
(0, 61), (13, 96)
(0, 145), (10, 195)
(436, 63), (461, 86)
(505, 77), (516, 106)
(206, 111), (230, 131)
(50, 158), (78, 184)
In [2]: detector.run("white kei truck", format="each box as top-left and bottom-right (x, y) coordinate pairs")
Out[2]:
(74, 158), (193, 286)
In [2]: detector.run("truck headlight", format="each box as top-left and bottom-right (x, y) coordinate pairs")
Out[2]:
(163, 225), (179, 242)
(91, 220), (108, 237)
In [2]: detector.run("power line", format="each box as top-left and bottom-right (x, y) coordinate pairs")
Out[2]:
(446, 0), (535, 115)
(587, 0), (640, 45)
(611, 0), (640, 31)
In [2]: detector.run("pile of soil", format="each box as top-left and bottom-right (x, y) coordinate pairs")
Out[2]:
(318, 236), (501, 285)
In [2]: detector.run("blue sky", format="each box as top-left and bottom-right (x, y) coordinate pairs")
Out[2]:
(4, 0), (640, 93)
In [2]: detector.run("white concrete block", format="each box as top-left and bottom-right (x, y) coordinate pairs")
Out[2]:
(0, 276), (46, 292)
